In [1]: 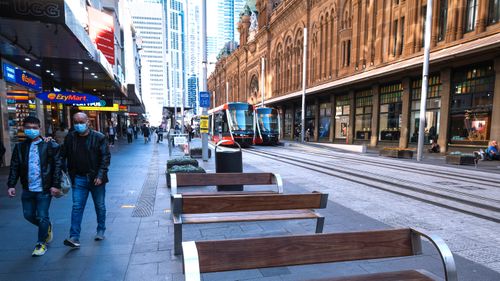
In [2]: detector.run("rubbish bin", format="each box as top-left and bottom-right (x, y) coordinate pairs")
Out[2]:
(215, 140), (243, 191)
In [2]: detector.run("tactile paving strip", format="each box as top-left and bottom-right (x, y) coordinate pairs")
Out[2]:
(132, 145), (159, 217)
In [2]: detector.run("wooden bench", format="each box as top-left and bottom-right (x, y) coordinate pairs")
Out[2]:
(182, 228), (457, 281)
(169, 172), (284, 195)
(172, 192), (328, 255)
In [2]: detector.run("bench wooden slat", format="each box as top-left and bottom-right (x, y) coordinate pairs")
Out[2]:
(181, 191), (277, 197)
(174, 173), (275, 186)
(311, 269), (435, 281)
(182, 193), (326, 214)
(195, 229), (414, 273)
(182, 209), (320, 224)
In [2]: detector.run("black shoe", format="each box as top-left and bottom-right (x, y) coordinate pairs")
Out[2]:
(64, 238), (80, 248)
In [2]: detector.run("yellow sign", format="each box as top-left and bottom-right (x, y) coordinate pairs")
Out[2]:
(78, 103), (119, 112)
(200, 115), (209, 133)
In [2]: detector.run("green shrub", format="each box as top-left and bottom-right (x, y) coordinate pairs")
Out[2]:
(166, 157), (199, 169)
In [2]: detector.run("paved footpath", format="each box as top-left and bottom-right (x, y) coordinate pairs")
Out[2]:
(0, 137), (499, 280)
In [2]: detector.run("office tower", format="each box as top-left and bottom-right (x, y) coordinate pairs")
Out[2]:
(128, 0), (168, 124)
(166, 0), (186, 108)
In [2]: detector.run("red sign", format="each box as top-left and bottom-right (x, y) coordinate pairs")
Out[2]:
(88, 7), (115, 65)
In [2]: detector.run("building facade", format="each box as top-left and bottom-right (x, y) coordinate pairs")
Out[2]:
(208, 0), (500, 152)
(166, 0), (187, 109)
(129, 0), (168, 124)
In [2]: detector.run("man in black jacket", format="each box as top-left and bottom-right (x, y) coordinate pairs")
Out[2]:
(62, 112), (111, 248)
(7, 116), (62, 256)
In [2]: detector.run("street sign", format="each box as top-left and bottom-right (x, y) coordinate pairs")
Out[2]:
(199, 91), (210, 108)
(200, 115), (209, 133)
(174, 136), (187, 146)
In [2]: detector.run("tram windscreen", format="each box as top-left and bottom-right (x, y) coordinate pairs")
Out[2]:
(228, 104), (253, 131)
(257, 108), (279, 133)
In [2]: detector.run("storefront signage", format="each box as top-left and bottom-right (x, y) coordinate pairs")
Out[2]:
(3, 62), (42, 91)
(119, 105), (128, 112)
(88, 7), (115, 65)
(36, 91), (100, 104)
(7, 92), (29, 103)
(0, 0), (65, 24)
(78, 104), (119, 112)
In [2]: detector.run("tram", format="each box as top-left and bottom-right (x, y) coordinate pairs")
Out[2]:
(208, 102), (254, 147)
(254, 107), (280, 145)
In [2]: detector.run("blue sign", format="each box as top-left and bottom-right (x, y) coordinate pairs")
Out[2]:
(199, 91), (210, 108)
(36, 91), (101, 105)
(2, 62), (42, 91)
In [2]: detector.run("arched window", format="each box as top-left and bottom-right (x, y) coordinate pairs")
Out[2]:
(295, 29), (303, 90)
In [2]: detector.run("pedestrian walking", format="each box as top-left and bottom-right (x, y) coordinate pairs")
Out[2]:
(54, 124), (68, 145)
(187, 124), (193, 142)
(106, 122), (116, 146)
(62, 112), (111, 248)
(133, 124), (139, 139)
(6, 116), (62, 256)
(127, 125), (134, 144)
(143, 125), (150, 143)
(156, 127), (163, 143)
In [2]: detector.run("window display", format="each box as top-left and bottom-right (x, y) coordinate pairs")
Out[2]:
(410, 76), (441, 143)
(355, 89), (373, 140)
(379, 83), (403, 141)
(318, 102), (331, 140)
(449, 64), (494, 144)
(335, 95), (350, 139)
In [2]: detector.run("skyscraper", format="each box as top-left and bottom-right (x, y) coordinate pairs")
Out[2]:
(128, 0), (168, 124)
(166, 0), (187, 108)
(186, 0), (201, 113)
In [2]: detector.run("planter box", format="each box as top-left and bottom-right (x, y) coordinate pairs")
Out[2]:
(166, 165), (206, 187)
(190, 148), (212, 159)
(446, 154), (476, 165)
(379, 149), (414, 159)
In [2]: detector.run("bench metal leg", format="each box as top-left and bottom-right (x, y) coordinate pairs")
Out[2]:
(315, 216), (325, 233)
(174, 222), (182, 255)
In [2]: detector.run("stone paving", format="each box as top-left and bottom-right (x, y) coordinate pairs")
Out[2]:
(0, 136), (499, 281)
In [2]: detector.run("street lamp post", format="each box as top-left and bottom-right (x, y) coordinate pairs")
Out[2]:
(301, 28), (308, 143)
(201, 0), (208, 161)
(417, 0), (434, 161)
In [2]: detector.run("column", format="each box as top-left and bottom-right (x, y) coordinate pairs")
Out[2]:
(456, 0), (465, 40)
(446, 0), (457, 42)
(438, 68), (452, 152)
(374, 0), (385, 64)
(399, 78), (411, 148)
(359, 0), (367, 65)
(314, 98), (320, 142)
(291, 103), (296, 140)
(348, 91), (356, 144)
(352, 0), (361, 68)
(476, 0), (489, 33)
(280, 106), (285, 140)
(489, 58), (500, 143)
(0, 78), (12, 165)
(330, 94), (335, 142)
(370, 84), (380, 147)
(431, 0), (440, 47)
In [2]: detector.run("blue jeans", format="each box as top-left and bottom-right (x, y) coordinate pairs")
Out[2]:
(21, 190), (52, 243)
(70, 175), (106, 240)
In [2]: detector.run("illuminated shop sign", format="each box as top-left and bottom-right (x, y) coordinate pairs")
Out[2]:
(36, 91), (101, 104)
(78, 104), (119, 112)
(2, 62), (42, 91)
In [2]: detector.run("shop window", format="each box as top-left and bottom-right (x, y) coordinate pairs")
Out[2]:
(284, 107), (293, 139)
(465, 0), (478, 32)
(305, 104), (316, 140)
(438, 0), (448, 41)
(488, 0), (500, 24)
(335, 96), (350, 139)
(319, 102), (332, 140)
(355, 89), (373, 140)
(410, 76), (442, 144)
(379, 83), (403, 141)
(449, 64), (494, 144)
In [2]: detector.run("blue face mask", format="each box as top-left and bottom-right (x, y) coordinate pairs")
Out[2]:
(74, 123), (88, 134)
(24, 129), (40, 140)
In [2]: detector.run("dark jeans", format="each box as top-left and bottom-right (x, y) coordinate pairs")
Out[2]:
(70, 175), (106, 240)
(108, 135), (115, 145)
(157, 133), (163, 143)
(21, 190), (52, 243)
(127, 133), (133, 143)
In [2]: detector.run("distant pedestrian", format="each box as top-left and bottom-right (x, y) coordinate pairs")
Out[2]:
(7, 116), (62, 256)
(187, 124), (193, 142)
(54, 124), (68, 145)
(143, 125), (150, 143)
(62, 112), (111, 248)
(133, 125), (139, 139)
(106, 122), (116, 146)
(127, 125), (134, 144)
(156, 127), (163, 143)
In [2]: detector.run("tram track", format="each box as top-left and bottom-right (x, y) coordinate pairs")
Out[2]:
(284, 145), (500, 188)
(244, 147), (500, 223)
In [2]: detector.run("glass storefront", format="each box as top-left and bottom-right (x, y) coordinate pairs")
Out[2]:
(318, 101), (331, 140)
(355, 89), (373, 140)
(449, 63), (494, 145)
(410, 75), (442, 143)
(379, 83), (403, 141)
(305, 103), (316, 140)
(335, 95), (350, 139)
(284, 107), (293, 139)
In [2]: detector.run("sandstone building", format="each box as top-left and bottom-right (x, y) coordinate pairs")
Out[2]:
(207, 0), (500, 151)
